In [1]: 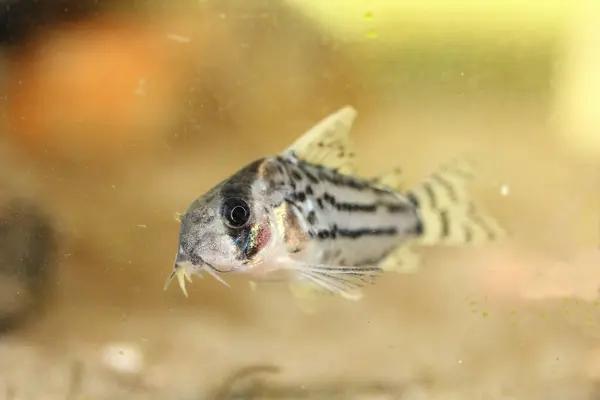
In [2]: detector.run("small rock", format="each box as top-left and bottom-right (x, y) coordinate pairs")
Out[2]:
(99, 342), (144, 375)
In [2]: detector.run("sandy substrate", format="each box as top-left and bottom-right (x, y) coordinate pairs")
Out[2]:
(3, 247), (600, 399)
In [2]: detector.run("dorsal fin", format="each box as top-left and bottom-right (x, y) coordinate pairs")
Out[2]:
(284, 106), (358, 174)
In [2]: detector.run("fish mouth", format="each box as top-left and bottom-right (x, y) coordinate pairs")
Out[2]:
(163, 256), (231, 297)
(163, 261), (196, 297)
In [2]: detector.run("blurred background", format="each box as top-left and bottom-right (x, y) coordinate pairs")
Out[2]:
(0, 0), (599, 398)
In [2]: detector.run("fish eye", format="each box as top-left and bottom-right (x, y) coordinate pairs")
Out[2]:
(221, 197), (251, 229)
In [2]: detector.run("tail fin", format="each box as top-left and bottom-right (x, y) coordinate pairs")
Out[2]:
(407, 158), (506, 246)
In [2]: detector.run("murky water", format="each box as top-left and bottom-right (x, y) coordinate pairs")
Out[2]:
(0, 1), (599, 399)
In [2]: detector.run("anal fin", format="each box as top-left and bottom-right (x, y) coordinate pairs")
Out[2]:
(378, 243), (423, 273)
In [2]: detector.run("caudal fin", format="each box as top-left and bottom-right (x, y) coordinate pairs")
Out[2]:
(407, 158), (506, 246)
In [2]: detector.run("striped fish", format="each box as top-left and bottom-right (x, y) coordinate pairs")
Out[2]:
(164, 106), (506, 310)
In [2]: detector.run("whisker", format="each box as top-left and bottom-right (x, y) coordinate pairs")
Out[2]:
(203, 263), (231, 288)
(163, 269), (178, 291)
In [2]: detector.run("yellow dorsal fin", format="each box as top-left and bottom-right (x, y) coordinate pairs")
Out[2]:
(284, 106), (358, 174)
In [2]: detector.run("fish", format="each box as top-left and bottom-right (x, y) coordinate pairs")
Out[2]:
(164, 106), (506, 310)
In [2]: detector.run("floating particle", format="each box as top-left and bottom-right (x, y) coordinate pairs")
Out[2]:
(366, 29), (378, 39)
(364, 11), (374, 20)
(500, 184), (510, 196)
(135, 77), (146, 96)
(166, 33), (191, 43)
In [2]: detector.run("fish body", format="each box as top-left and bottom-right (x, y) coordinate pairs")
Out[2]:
(166, 106), (506, 306)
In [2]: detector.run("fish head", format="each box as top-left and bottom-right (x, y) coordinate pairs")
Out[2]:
(167, 159), (278, 293)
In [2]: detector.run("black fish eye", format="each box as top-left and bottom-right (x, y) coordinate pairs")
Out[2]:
(221, 197), (251, 228)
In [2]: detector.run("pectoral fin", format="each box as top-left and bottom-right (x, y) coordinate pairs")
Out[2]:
(277, 258), (380, 308)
